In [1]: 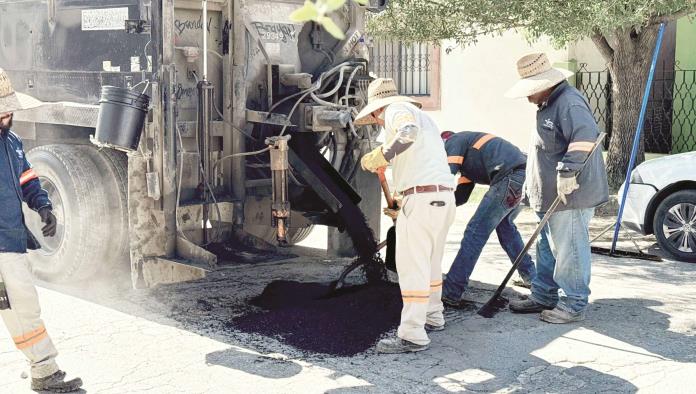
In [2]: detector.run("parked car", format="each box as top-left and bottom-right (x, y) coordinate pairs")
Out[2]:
(619, 151), (696, 262)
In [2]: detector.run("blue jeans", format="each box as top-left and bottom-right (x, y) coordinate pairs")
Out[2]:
(530, 208), (594, 313)
(443, 169), (536, 300)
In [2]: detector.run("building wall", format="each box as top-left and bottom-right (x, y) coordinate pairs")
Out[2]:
(425, 32), (569, 151)
(569, 38), (606, 71)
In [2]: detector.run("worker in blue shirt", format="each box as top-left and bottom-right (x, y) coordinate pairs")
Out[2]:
(0, 69), (82, 392)
(505, 53), (609, 323)
(441, 131), (536, 308)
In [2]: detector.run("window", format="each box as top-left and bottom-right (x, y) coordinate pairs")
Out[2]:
(369, 39), (441, 110)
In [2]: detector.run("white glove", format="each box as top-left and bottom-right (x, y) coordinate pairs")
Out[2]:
(557, 174), (579, 205)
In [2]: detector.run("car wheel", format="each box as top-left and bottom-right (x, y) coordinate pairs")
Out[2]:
(653, 189), (696, 263)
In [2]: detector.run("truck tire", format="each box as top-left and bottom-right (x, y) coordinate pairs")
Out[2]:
(653, 189), (696, 263)
(23, 145), (119, 282)
(82, 147), (130, 273)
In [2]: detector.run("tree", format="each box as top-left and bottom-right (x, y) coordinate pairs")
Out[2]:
(290, 0), (368, 39)
(367, 0), (696, 189)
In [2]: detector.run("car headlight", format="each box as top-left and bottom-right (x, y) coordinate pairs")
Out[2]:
(630, 169), (644, 184)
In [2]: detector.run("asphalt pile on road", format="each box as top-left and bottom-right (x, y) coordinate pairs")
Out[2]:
(232, 280), (402, 356)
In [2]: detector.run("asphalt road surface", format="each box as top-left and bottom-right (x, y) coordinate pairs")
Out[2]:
(1, 205), (695, 393)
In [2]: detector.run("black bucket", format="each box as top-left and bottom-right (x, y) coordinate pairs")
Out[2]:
(94, 86), (150, 151)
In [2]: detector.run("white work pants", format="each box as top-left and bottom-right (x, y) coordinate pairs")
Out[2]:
(0, 252), (59, 379)
(395, 191), (456, 345)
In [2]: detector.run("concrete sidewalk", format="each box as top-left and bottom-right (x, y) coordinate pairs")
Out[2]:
(1, 205), (695, 393)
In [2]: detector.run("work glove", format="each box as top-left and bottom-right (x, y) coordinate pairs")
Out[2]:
(382, 199), (402, 220)
(38, 207), (57, 237)
(557, 173), (580, 205)
(360, 146), (389, 173)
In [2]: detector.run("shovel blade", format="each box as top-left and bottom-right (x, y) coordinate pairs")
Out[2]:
(385, 226), (396, 272)
(477, 295), (508, 318)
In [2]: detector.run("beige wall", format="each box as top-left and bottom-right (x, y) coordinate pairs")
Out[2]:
(569, 38), (607, 71)
(426, 32), (570, 151)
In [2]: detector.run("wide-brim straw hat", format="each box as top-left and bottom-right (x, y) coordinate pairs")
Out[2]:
(505, 53), (574, 99)
(354, 78), (421, 125)
(0, 68), (43, 114)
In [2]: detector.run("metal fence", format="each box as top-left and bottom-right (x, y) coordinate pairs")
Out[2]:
(368, 40), (432, 96)
(576, 63), (696, 154)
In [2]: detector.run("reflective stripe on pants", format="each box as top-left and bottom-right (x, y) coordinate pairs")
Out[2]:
(396, 191), (456, 346)
(0, 253), (59, 379)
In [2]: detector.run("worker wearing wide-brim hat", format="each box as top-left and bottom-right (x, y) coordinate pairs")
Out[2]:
(0, 69), (83, 392)
(356, 78), (456, 354)
(504, 53), (609, 323)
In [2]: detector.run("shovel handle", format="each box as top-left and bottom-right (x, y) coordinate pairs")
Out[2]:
(377, 167), (396, 209)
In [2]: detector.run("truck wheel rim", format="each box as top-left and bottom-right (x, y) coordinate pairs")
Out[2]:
(36, 177), (65, 255)
(662, 202), (696, 253)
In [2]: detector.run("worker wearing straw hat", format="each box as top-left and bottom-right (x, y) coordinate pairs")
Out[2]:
(0, 69), (83, 392)
(357, 78), (456, 353)
(504, 53), (608, 323)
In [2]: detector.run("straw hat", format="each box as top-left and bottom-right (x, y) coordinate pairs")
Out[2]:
(0, 68), (42, 114)
(505, 53), (574, 99)
(354, 78), (421, 125)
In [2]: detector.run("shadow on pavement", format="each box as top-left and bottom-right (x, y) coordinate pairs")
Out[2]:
(205, 348), (303, 379)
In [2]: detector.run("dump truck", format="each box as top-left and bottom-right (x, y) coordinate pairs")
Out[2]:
(0, 0), (386, 288)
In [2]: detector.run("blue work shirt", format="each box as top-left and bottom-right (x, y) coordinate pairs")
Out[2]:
(526, 81), (609, 212)
(0, 129), (51, 253)
(445, 131), (527, 206)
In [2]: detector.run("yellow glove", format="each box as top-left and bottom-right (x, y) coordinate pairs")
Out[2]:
(360, 146), (389, 173)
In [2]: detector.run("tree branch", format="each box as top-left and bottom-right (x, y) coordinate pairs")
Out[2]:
(650, 7), (696, 24)
(591, 32), (614, 63)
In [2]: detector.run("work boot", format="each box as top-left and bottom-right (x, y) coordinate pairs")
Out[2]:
(425, 323), (445, 332)
(511, 276), (532, 289)
(376, 337), (428, 354)
(540, 307), (586, 324)
(31, 371), (83, 393)
(509, 298), (555, 314)
(441, 295), (477, 310)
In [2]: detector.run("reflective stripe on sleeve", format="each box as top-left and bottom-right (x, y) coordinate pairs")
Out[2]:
(458, 176), (472, 184)
(568, 141), (595, 152)
(448, 156), (464, 165)
(19, 169), (38, 186)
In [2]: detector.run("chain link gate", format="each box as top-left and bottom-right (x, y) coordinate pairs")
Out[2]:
(576, 63), (696, 154)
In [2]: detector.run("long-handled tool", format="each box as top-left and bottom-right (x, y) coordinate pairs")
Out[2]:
(478, 133), (606, 318)
(590, 222), (662, 261)
(595, 23), (666, 262)
(377, 167), (398, 272)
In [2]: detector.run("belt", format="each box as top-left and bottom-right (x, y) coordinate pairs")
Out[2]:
(401, 185), (453, 196)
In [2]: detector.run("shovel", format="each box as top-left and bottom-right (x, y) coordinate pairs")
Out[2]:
(377, 168), (398, 272)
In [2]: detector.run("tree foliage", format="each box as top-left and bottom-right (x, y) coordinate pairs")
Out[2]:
(290, 0), (368, 39)
(367, 0), (696, 48)
(368, 0), (696, 190)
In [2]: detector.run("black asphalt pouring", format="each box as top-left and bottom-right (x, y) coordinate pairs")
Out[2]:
(232, 280), (402, 356)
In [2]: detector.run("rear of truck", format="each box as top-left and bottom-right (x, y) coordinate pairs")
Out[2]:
(0, 0), (386, 286)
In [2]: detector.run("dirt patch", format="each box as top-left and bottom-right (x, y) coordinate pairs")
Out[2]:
(231, 280), (402, 356)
